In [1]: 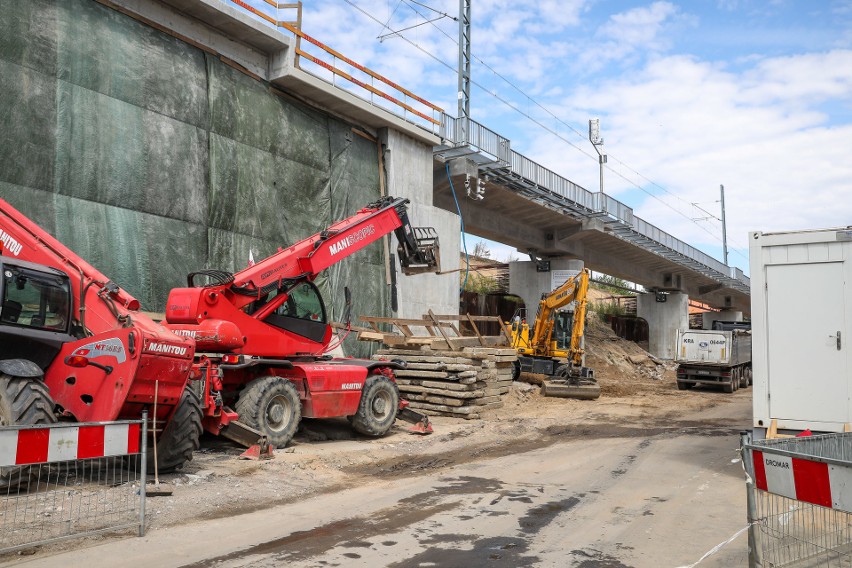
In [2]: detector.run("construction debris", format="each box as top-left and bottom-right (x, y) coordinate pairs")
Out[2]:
(374, 347), (517, 420)
(359, 311), (512, 351)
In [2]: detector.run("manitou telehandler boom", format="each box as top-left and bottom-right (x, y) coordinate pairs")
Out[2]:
(508, 268), (600, 399)
(164, 196), (441, 448)
(0, 198), (201, 474)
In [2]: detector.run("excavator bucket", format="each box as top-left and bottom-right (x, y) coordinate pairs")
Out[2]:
(542, 366), (600, 400)
(542, 380), (601, 400)
(398, 226), (441, 275)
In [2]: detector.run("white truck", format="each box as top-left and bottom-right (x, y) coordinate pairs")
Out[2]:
(675, 326), (752, 393)
(751, 227), (852, 438)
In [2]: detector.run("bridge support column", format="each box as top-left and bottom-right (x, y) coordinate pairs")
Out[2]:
(508, 259), (585, 319)
(378, 128), (460, 319)
(637, 292), (688, 360)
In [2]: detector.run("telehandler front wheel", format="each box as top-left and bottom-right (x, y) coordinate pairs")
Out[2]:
(236, 377), (301, 448)
(150, 387), (203, 473)
(0, 374), (57, 490)
(351, 375), (400, 437)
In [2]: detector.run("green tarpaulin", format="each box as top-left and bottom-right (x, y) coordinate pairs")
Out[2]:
(0, 0), (389, 356)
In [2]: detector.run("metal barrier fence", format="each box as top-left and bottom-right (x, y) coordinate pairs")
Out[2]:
(742, 431), (852, 567)
(0, 417), (147, 554)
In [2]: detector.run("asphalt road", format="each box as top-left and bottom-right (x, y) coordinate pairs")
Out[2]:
(9, 394), (752, 568)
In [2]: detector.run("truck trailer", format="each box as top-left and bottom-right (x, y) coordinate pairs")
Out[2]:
(674, 326), (752, 393)
(751, 227), (852, 438)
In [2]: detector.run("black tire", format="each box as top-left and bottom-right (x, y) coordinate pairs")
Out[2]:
(150, 387), (203, 474)
(747, 367), (753, 386)
(0, 374), (57, 490)
(722, 378), (735, 394)
(738, 368), (748, 389)
(235, 377), (301, 448)
(351, 375), (400, 437)
(677, 381), (691, 391)
(511, 360), (521, 381)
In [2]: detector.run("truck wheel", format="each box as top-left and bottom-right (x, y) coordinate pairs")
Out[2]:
(738, 368), (748, 389)
(722, 378), (735, 394)
(150, 387), (203, 474)
(677, 381), (691, 391)
(235, 377), (301, 448)
(0, 374), (57, 490)
(747, 368), (753, 386)
(352, 375), (400, 437)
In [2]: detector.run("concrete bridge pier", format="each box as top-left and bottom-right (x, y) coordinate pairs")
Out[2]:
(508, 259), (586, 320)
(637, 292), (689, 360)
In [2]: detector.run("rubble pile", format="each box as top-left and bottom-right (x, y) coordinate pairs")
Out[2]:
(374, 347), (518, 420)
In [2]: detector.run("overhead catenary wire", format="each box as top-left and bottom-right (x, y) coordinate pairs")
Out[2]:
(340, 0), (750, 265)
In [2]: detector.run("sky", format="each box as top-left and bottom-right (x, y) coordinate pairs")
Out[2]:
(250, 0), (852, 274)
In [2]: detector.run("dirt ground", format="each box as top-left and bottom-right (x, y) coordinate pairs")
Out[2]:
(6, 312), (739, 561)
(116, 314), (719, 528)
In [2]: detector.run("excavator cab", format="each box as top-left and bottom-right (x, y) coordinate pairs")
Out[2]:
(552, 310), (574, 352)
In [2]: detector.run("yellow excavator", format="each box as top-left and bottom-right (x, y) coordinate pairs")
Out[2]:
(508, 268), (600, 399)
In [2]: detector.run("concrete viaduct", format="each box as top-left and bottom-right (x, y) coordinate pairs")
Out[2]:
(17, 0), (750, 358)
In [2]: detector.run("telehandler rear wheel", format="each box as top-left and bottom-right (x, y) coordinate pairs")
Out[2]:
(0, 374), (57, 490)
(150, 387), (203, 473)
(235, 377), (301, 448)
(352, 375), (400, 437)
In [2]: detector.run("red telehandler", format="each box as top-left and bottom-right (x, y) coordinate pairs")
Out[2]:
(164, 196), (441, 449)
(0, 198), (202, 479)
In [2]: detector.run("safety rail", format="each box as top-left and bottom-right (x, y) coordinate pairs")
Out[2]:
(441, 116), (511, 165)
(439, 113), (749, 290)
(741, 431), (852, 567)
(0, 417), (148, 554)
(226, 0), (443, 130)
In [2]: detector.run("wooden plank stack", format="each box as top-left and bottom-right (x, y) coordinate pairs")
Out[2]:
(373, 347), (518, 420)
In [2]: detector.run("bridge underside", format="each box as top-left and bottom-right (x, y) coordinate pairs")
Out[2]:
(434, 164), (750, 315)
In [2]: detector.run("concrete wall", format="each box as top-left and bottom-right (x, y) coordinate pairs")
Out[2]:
(637, 292), (688, 359)
(380, 128), (460, 320)
(508, 259), (585, 318)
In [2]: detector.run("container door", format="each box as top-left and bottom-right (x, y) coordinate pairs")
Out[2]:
(766, 262), (848, 423)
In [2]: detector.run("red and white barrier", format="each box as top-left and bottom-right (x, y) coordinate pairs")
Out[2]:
(753, 449), (852, 513)
(0, 422), (141, 467)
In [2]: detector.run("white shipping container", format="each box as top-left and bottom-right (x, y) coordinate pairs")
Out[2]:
(750, 227), (852, 436)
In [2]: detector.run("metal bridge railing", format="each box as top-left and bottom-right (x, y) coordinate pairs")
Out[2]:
(442, 113), (749, 290)
(227, 1), (443, 131)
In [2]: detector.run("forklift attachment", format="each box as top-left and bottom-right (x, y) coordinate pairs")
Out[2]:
(398, 403), (434, 435)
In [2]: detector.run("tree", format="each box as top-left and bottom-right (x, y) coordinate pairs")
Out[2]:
(472, 241), (491, 259)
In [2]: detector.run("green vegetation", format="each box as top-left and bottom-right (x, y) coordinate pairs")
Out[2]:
(464, 273), (500, 294)
(589, 300), (626, 319)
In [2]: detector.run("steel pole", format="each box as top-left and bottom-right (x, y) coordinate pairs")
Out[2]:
(457, 0), (471, 142)
(741, 430), (761, 567)
(139, 410), (148, 537)
(721, 184), (728, 265)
